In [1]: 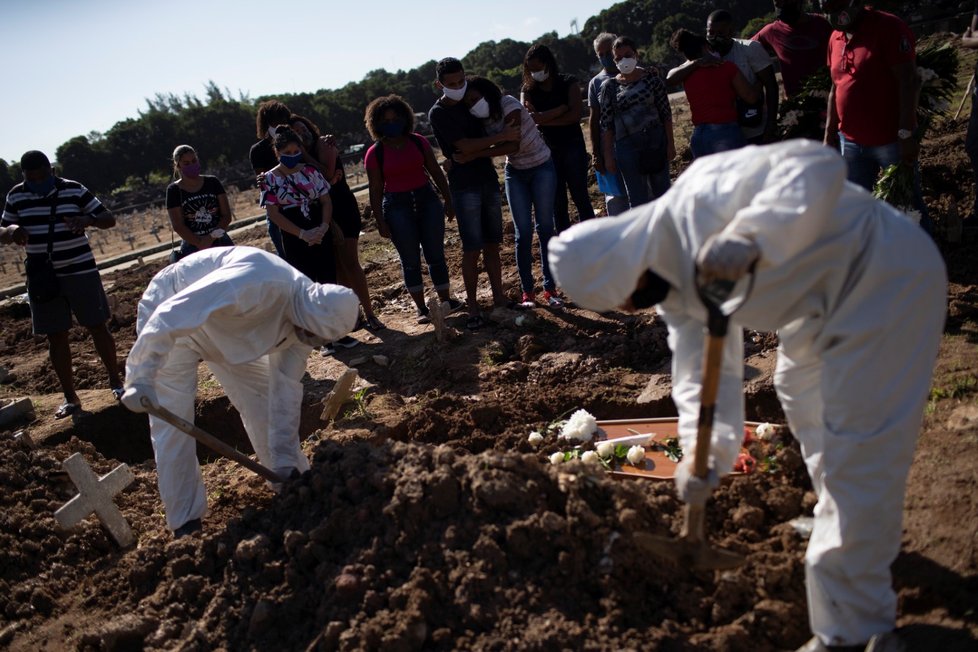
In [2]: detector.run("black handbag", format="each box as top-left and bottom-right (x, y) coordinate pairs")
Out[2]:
(25, 193), (61, 303)
(736, 97), (764, 128)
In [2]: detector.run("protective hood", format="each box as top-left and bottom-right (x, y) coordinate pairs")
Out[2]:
(292, 279), (359, 342)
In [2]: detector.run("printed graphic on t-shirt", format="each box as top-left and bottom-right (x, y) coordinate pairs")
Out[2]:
(182, 193), (219, 233)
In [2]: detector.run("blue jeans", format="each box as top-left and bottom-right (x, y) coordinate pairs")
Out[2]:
(266, 213), (284, 257)
(839, 133), (931, 232)
(382, 184), (450, 293)
(549, 140), (595, 233)
(690, 123), (746, 159)
(614, 126), (671, 208)
(451, 180), (504, 252)
(504, 158), (557, 294)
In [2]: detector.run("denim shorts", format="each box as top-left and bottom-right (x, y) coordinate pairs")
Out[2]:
(29, 270), (111, 335)
(451, 180), (504, 252)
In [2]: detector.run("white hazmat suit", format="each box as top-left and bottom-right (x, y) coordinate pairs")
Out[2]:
(548, 141), (946, 647)
(124, 246), (359, 531)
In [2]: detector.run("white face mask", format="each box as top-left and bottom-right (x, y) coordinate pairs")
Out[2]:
(442, 81), (467, 101)
(469, 97), (490, 119)
(530, 69), (549, 82)
(616, 58), (638, 75)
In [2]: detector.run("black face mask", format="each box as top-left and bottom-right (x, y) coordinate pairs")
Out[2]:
(630, 269), (671, 309)
(776, 5), (803, 24)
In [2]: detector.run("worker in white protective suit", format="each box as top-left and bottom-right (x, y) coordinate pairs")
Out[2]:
(121, 246), (359, 537)
(548, 140), (946, 652)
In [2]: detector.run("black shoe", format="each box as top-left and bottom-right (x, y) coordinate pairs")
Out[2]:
(173, 518), (202, 539)
(335, 336), (360, 349)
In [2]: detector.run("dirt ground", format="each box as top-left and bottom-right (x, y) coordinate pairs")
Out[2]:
(1, 87), (978, 652)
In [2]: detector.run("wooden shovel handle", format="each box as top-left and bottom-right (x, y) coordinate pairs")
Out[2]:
(141, 397), (285, 484)
(693, 332), (725, 479)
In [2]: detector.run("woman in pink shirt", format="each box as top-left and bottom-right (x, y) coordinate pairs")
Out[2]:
(669, 28), (758, 158)
(364, 95), (462, 323)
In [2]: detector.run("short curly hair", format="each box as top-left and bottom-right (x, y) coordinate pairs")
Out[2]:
(364, 95), (415, 141)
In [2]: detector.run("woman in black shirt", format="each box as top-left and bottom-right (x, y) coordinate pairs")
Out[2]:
(521, 44), (595, 233)
(166, 145), (233, 262)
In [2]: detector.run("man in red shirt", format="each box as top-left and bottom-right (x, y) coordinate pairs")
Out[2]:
(821, 0), (929, 232)
(753, 0), (833, 97)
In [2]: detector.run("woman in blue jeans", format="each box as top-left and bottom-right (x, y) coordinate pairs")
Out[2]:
(521, 44), (596, 233)
(364, 95), (463, 324)
(456, 76), (563, 308)
(600, 36), (676, 208)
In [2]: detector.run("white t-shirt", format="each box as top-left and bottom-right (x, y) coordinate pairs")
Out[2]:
(483, 95), (551, 170)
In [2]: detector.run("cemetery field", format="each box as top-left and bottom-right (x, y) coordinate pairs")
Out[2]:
(0, 106), (976, 650)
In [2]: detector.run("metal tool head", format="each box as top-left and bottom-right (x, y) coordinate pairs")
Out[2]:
(633, 531), (746, 571)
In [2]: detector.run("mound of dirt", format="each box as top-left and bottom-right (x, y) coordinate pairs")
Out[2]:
(50, 437), (810, 652)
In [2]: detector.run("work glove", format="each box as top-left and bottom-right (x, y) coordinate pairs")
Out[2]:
(674, 458), (719, 507)
(695, 232), (759, 285)
(121, 384), (160, 414)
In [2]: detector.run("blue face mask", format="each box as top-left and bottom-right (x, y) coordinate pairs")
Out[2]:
(599, 53), (616, 71)
(279, 152), (304, 168)
(380, 120), (404, 138)
(25, 176), (56, 196)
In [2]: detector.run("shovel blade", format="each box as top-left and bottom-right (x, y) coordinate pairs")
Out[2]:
(634, 532), (746, 571)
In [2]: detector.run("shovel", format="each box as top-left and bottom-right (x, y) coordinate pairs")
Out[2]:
(139, 397), (286, 485)
(634, 275), (751, 571)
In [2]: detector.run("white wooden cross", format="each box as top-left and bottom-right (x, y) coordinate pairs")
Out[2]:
(54, 453), (135, 547)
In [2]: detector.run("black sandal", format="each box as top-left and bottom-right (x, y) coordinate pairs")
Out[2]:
(54, 402), (81, 420)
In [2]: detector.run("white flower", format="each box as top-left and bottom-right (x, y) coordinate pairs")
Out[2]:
(549, 452), (564, 465)
(917, 67), (938, 83)
(596, 441), (616, 459)
(528, 431), (544, 447)
(581, 451), (600, 464)
(626, 445), (645, 465)
(558, 409), (598, 443)
(810, 90), (829, 99)
(755, 423), (777, 441)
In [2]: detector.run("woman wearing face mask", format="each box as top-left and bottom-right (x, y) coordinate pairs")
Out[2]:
(165, 145), (234, 263)
(459, 76), (562, 308)
(289, 114), (383, 332)
(363, 95), (464, 324)
(259, 126), (338, 285)
(521, 44), (595, 234)
(599, 36), (676, 208)
(669, 29), (757, 158)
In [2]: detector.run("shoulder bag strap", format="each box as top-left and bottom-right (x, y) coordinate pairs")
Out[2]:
(46, 190), (59, 262)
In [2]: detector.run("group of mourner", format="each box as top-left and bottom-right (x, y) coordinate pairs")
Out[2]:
(0, 2), (963, 650)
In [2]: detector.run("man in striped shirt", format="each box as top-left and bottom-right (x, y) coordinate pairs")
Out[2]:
(0, 151), (123, 419)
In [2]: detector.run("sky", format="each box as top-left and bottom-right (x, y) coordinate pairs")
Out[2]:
(1, 0), (611, 165)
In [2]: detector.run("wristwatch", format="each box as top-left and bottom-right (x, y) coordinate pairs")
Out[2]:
(897, 129), (914, 140)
